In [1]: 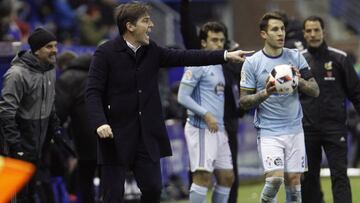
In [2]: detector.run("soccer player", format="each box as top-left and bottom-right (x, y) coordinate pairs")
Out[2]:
(239, 12), (319, 203)
(177, 22), (235, 203)
(179, 1), (244, 202)
(301, 16), (360, 203)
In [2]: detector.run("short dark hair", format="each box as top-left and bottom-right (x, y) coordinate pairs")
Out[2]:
(199, 21), (227, 42)
(303, 16), (325, 30)
(114, 1), (151, 35)
(259, 12), (284, 31)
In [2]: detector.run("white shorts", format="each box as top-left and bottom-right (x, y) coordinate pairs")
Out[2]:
(257, 132), (306, 173)
(184, 122), (233, 172)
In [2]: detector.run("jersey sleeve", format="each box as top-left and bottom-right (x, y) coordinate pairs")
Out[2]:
(240, 59), (256, 90)
(178, 66), (208, 116)
(297, 50), (310, 71)
(180, 66), (204, 87)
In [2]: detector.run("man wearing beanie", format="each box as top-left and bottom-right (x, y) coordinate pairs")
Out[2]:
(0, 27), (60, 202)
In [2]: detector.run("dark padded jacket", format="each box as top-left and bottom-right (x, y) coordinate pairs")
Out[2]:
(0, 50), (59, 161)
(55, 55), (96, 161)
(300, 43), (360, 133)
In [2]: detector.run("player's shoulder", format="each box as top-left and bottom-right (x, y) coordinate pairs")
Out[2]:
(283, 47), (302, 56)
(245, 50), (263, 62)
(327, 46), (347, 57)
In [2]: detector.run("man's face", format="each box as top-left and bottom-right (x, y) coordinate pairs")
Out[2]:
(261, 19), (285, 49)
(34, 41), (58, 65)
(131, 13), (154, 46)
(303, 20), (324, 48)
(201, 31), (225, 50)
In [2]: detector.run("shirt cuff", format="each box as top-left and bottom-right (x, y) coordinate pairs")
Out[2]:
(224, 50), (228, 61)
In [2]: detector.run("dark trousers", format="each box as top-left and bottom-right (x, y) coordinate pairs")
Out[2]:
(101, 140), (162, 203)
(224, 118), (239, 203)
(14, 160), (54, 203)
(77, 160), (97, 203)
(302, 132), (352, 203)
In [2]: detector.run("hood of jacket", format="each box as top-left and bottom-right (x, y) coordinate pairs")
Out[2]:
(11, 50), (55, 73)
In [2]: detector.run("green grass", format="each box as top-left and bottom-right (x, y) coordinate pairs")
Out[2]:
(164, 177), (360, 203)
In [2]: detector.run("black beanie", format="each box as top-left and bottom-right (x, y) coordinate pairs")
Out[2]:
(28, 28), (57, 53)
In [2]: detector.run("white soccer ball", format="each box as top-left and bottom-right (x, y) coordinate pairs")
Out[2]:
(269, 64), (298, 94)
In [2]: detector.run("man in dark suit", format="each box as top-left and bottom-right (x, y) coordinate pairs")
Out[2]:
(85, 2), (252, 202)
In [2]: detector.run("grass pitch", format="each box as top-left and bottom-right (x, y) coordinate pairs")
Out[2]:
(164, 177), (360, 203)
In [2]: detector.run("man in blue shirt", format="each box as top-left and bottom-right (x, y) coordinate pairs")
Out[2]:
(240, 12), (319, 203)
(178, 22), (235, 203)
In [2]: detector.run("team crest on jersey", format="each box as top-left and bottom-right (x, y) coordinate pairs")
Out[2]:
(215, 82), (225, 96)
(274, 157), (283, 166)
(324, 61), (335, 81)
(184, 70), (193, 80)
(324, 61), (333, 70)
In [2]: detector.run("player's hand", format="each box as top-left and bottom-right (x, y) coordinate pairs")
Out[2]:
(226, 50), (255, 63)
(204, 112), (218, 133)
(291, 66), (301, 78)
(265, 75), (277, 96)
(292, 66), (305, 87)
(96, 124), (113, 139)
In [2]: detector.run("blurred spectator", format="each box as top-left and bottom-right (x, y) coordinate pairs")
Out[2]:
(57, 50), (78, 72)
(77, 4), (109, 45)
(0, 0), (22, 41)
(56, 54), (97, 203)
(165, 81), (187, 123)
(275, 10), (306, 50)
(347, 52), (360, 168)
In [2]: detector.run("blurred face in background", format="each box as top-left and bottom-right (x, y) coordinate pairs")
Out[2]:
(303, 20), (324, 48)
(261, 19), (285, 50)
(201, 31), (225, 50)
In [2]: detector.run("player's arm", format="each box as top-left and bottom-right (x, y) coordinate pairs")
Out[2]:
(295, 67), (320, 97)
(240, 76), (276, 110)
(177, 83), (218, 133)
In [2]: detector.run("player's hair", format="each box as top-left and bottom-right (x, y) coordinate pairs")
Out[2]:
(303, 16), (325, 30)
(259, 12), (284, 31)
(199, 21), (227, 42)
(114, 1), (151, 35)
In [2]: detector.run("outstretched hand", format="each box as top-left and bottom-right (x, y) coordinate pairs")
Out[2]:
(226, 50), (255, 63)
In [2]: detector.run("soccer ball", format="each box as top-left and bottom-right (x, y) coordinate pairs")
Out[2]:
(269, 64), (298, 94)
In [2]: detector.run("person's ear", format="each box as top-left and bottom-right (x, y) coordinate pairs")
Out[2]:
(260, 30), (267, 40)
(126, 22), (136, 32)
(201, 39), (207, 49)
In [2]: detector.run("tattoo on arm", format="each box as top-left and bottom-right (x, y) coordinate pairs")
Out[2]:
(298, 77), (320, 97)
(240, 89), (269, 110)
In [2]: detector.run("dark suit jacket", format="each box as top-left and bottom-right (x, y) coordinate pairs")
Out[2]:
(86, 36), (226, 165)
